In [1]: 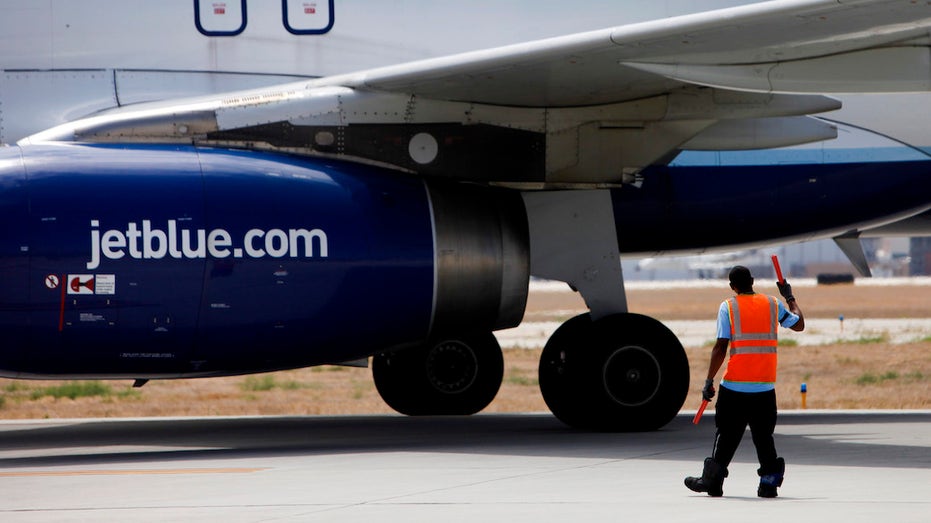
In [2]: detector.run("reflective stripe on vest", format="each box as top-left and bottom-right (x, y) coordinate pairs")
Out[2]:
(724, 294), (778, 384)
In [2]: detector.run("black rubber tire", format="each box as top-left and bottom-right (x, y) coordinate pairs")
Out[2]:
(538, 314), (598, 429)
(539, 313), (689, 431)
(372, 332), (503, 416)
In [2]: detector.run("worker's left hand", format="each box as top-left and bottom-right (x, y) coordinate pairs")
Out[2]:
(701, 379), (715, 401)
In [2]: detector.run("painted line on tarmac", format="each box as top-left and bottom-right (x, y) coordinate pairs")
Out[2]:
(0, 468), (267, 477)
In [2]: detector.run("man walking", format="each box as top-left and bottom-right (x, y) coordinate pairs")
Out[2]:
(685, 265), (804, 498)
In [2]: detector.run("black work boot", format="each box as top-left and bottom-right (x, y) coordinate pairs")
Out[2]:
(757, 457), (786, 498)
(685, 458), (728, 497)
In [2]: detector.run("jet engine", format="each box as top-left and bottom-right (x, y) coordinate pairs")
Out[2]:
(0, 143), (528, 392)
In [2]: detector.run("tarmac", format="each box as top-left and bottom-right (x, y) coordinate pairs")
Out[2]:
(1, 411), (929, 522)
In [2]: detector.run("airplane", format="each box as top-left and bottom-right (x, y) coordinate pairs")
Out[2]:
(636, 249), (781, 280)
(2, 0), (931, 431)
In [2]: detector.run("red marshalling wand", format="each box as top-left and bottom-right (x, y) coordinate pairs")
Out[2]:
(692, 399), (709, 424)
(772, 254), (786, 285)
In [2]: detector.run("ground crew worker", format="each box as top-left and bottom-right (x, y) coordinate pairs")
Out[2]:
(685, 265), (804, 498)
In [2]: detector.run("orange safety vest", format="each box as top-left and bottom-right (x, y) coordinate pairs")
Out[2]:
(723, 294), (779, 385)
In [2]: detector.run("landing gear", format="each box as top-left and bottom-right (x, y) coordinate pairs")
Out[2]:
(372, 332), (504, 416)
(539, 312), (689, 431)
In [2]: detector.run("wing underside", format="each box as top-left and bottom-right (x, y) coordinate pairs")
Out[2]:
(21, 0), (931, 185)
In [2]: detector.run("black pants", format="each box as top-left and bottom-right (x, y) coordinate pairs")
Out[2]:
(711, 386), (779, 472)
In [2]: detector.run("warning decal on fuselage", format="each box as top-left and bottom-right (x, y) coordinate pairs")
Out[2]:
(66, 274), (115, 295)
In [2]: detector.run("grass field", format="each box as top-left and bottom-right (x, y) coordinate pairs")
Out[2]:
(1, 281), (929, 419)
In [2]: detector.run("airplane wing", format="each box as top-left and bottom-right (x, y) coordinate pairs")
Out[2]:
(320, 0), (931, 106)
(23, 0), (931, 185)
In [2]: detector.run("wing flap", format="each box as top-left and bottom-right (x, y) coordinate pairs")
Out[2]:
(681, 116), (837, 151)
(624, 46), (931, 94)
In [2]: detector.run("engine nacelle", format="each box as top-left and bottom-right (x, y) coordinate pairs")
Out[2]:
(0, 143), (527, 378)
(428, 182), (528, 335)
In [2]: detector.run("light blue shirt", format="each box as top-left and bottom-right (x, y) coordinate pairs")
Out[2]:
(716, 294), (799, 393)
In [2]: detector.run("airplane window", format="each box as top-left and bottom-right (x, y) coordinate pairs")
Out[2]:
(282, 0), (334, 35)
(195, 0), (248, 37)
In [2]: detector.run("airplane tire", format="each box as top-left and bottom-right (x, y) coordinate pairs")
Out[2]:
(373, 332), (504, 416)
(539, 313), (689, 431)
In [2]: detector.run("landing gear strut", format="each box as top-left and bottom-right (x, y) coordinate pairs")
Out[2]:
(539, 312), (689, 431)
(373, 332), (504, 416)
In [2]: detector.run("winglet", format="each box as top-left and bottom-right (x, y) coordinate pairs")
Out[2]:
(833, 233), (872, 277)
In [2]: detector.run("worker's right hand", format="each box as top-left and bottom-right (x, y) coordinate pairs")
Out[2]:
(777, 280), (794, 301)
(702, 379), (715, 401)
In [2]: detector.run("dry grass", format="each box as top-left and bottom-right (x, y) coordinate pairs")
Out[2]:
(691, 341), (931, 411)
(1, 282), (929, 419)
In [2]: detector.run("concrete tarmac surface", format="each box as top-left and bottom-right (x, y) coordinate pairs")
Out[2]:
(0, 411), (929, 522)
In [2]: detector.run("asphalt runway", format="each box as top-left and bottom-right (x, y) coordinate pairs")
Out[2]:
(1, 411), (929, 522)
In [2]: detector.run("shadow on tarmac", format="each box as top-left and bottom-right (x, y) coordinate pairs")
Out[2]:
(0, 412), (928, 470)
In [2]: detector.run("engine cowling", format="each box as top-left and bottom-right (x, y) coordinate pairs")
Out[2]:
(0, 143), (527, 378)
